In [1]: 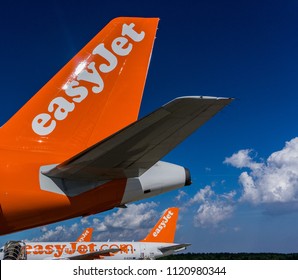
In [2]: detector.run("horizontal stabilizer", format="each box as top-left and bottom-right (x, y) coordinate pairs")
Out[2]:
(44, 96), (233, 181)
(159, 243), (191, 254)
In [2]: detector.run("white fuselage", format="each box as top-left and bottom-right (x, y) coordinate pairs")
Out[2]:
(24, 241), (178, 260)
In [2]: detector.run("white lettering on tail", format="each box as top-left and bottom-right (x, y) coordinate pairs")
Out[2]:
(32, 23), (145, 136)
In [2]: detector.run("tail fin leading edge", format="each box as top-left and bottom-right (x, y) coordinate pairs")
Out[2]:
(141, 207), (179, 243)
(2, 17), (159, 156)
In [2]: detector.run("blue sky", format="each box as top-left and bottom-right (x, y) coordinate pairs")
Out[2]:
(1, 0), (298, 253)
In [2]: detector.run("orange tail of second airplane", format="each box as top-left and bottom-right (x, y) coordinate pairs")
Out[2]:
(1, 17), (159, 157)
(141, 207), (179, 243)
(76, 228), (93, 242)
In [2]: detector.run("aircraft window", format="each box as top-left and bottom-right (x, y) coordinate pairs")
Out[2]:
(0, 248), (3, 252)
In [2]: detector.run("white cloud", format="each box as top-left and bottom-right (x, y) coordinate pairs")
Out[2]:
(220, 190), (237, 201)
(194, 201), (234, 228)
(175, 190), (187, 201)
(189, 185), (214, 204)
(31, 224), (79, 242)
(41, 226), (48, 233)
(80, 217), (89, 225)
(90, 202), (159, 241)
(189, 186), (235, 228)
(224, 149), (262, 170)
(238, 172), (260, 203)
(225, 137), (298, 204)
(31, 202), (159, 242)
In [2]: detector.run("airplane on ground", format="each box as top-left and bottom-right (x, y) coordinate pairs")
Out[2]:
(1, 207), (190, 260)
(0, 17), (232, 236)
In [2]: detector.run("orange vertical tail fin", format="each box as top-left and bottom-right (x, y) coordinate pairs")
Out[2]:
(76, 228), (93, 242)
(141, 207), (179, 243)
(2, 17), (159, 157)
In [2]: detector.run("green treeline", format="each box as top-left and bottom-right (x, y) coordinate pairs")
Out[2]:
(159, 252), (298, 260)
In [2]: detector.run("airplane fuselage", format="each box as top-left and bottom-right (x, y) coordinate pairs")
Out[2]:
(24, 241), (178, 260)
(0, 148), (187, 235)
(0, 149), (120, 234)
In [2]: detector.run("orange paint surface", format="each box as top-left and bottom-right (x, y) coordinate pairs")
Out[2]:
(141, 207), (179, 243)
(0, 17), (159, 235)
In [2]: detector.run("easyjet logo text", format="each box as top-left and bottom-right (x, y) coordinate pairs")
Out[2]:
(153, 210), (174, 237)
(77, 229), (91, 242)
(26, 242), (134, 258)
(32, 23), (145, 136)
